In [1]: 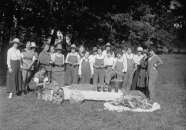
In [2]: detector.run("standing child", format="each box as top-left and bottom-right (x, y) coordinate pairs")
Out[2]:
(79, 50), (93, 84)
(112, 50), (127, 81)
(65, 44), (80, 85)
(52, 44), (65, 86)
(93, 47), (105, 85)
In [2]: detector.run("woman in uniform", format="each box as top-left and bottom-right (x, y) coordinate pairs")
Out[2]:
(21, 41), (37, 94)
(52, 44), (65, 86)
(65, 44), (80, 85)
(93, 47), (105, 85)
(7, 38), (22, 98)
(124, 47), (135, 90)
(38, 41), (51, 82)
(148, 47), (163, 101)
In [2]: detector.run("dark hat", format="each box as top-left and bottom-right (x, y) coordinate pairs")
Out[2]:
(116, 49), (123, 55)
(97, 46), (102, 50)
(92, 46), (97, 52)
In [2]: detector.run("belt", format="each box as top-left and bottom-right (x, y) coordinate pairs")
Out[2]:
(40, 63), (51, 66)
(66, 63), (79, 67)
(105, 65), (113, 68)
(53, 64), (65, 67)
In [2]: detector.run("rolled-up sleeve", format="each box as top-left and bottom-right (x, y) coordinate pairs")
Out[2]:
(123, 55), (127, 72)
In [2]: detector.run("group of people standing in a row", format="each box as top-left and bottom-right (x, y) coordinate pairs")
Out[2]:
(6, 37), (163, 101)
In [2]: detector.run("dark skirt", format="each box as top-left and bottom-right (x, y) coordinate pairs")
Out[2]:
(131, 67), (140, 90)
(6, 60), (22, 93)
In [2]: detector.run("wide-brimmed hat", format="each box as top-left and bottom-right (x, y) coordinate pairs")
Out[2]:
(105, 42), (111, 47)
(55, 44), (63, 51)
(30, 42), (37, 48)
(10, 38), (22, 45)
(137, 46), (143, 52)
(71, 44), (76, 49)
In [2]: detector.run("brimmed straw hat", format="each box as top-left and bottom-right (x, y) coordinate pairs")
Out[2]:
(55, 44), (63, 50)
(10, 38), (22, 45)
(105, 42), (111, 47)
(71, 44), (76, 49)
(137, 46), (143, 52)
(30, 42), (37, 48)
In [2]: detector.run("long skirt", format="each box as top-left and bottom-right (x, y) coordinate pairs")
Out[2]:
(131, 67), (140, 90)
(148, 69), (158, 100)
(52, 71), (65, 87)
(6, 60), (22, 93)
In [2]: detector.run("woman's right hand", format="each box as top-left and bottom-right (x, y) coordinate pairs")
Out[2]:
(8, 67), (12, 73)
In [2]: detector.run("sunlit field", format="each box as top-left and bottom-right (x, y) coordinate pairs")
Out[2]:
(0, 54), (186, 130)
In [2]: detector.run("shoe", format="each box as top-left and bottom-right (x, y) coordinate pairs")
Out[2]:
(8, 93), (13, 99)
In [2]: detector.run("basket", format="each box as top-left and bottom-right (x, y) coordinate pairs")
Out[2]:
(110, 79), (123, 92)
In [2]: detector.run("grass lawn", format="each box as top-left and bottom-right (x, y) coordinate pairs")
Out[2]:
(0, 54), (186, 130)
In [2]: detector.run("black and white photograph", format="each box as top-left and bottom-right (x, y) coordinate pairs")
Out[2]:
(0, 0), (186, 129)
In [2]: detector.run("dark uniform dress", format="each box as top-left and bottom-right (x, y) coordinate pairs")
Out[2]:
(52, 53), (65, 86)
(136, 58), (149, 97)
(65, 53), (79, 85)
(80, 59), (91, 84)
(38, 50), (52, 81)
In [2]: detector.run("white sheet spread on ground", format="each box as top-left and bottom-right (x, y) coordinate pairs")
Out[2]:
(40, 83), (161, 112)
(63, 86), (123, 102)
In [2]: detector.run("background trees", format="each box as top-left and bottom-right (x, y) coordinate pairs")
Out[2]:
(0, 0), (185, 52)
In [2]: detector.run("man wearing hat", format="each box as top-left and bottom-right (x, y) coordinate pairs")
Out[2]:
(7, 38), (22, 98)
(51, 44), (65, 86)
(21, 41), (38, 94)
(65, 44), (80, 85)
(38, 40), (52, 82)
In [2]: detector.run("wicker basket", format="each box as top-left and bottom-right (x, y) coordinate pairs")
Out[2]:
(110, 79), (123, 92)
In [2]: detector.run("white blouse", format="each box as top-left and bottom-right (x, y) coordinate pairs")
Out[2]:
(7, 47), (21, 68)
(133, 54), (144, 65)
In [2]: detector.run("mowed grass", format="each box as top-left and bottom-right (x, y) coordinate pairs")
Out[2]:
(0, 55), (186, 130)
